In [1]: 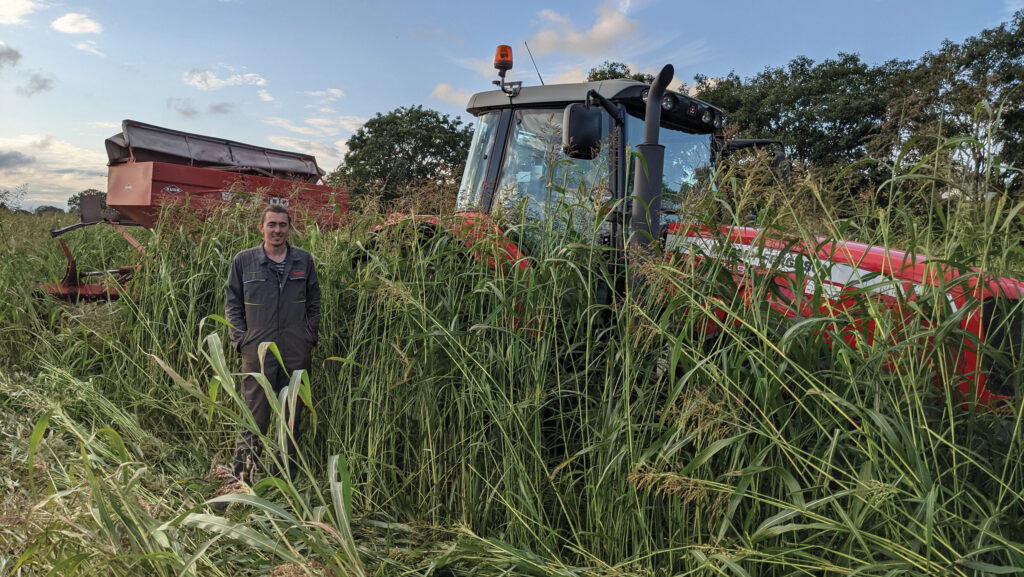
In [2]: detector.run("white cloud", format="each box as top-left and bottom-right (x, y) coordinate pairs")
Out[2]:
(267, 136), (348, 169)
(550, 68), (586, 84)
(51, 13), (103, 34)
(537, 9), (569, 24)
(661, 39), (710, 71)
(90, 121), (122, 129)
(264, 115), (366, 136)
(257, 89), (274, 101)
(74, 41), (105, 56)
(0, 135), (108, 206)
(183, 69), (266, 90)
(457, 57), (498, 79)
(528, 5), (639, 57)
(309, 88), (344, 98)
(0, 0), (41, 25)
(430, 83), (471, 106)
(302, 88), (344, 106)
(263, 117), (321, 136)
(306, 116), (366, 134)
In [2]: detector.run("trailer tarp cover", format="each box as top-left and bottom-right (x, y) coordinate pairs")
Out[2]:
(105, 119), (324, 183)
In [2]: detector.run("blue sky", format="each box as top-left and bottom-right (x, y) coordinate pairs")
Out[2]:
(1, 0), (1021, 208)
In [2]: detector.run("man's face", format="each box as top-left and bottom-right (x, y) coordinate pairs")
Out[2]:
(259, 211), (291, 249)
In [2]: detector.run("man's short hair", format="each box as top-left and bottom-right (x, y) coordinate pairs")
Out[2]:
(261, 204), (292, 225)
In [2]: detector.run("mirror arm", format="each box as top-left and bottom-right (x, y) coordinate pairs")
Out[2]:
(585, 90), (624, 128)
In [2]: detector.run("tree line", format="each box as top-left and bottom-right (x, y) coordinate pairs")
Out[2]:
(691, 11), (1023, 198)
(327, 12), (1021, 208)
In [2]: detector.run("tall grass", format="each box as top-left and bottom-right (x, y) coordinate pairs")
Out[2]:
(0, 126), (1022, 575)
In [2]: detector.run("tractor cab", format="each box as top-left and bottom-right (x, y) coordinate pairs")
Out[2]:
(455, 47), (724, 247)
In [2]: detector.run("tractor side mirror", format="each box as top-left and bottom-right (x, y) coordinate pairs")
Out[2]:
(562, 103), (602, 160)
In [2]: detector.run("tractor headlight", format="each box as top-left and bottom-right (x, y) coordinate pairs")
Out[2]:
(661, 93), (677, 111)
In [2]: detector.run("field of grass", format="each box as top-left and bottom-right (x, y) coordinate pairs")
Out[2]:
(1, 148), (1023, 576)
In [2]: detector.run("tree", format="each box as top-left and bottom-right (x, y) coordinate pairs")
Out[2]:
(328, 106), (473, 203)
(34, 205), (64, 215)
(67, 188), (105, 212)
(909, 10), (1024, 194)
(0, 184), (27, 212)
(696, 54), (912, 170)
(586, 61), (655, 84)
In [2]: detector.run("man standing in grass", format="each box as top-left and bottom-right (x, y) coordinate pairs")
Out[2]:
(222, 204), (320, 488)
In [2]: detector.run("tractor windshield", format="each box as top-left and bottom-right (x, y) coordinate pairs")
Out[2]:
(491, 108), (612, 221)
(455, 105), (715, 229)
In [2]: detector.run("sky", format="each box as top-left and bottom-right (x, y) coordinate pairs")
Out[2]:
(1, 0), (1022, 209)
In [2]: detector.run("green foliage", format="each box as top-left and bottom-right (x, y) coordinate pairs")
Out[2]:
(1, 136), (1023, 574)
(2, 20), (1024, 571)
(695, 53), (912, 170)
(327, 105), (473, 204)
(695, 10), (1024, 200)
(890, 10), (1024, 195)
(586, 61), (655, 84)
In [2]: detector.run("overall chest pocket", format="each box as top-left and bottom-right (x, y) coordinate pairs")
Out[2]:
(242, 275), (269, 302)
(285, 274), (307, 302)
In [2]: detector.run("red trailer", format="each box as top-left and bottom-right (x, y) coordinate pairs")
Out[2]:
(41, 120), (347, 300)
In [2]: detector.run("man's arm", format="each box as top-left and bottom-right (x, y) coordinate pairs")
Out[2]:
(306, 258), (321, 348)
(225, 255), (247, 351)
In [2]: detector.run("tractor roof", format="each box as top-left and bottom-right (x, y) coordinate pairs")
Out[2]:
(466, 79), (649, 114)
(465, 78), (723, 135)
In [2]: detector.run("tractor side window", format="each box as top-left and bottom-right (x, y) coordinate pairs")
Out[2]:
(625, 116), (713, 226)
(456, 111), (501, 212)
(493, 108), (611, 227)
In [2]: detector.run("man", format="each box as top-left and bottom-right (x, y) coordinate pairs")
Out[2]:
(224, 204), (320, 486)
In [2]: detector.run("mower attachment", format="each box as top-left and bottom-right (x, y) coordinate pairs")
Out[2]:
(38, 194), (145, 301)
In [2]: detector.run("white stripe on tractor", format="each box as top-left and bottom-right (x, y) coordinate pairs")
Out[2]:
(666, 234), (959, 311)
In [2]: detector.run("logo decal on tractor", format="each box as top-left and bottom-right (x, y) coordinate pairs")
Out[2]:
(162, 185), (182, 194)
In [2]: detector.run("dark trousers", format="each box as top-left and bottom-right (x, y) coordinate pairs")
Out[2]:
(232, 351), (305, 484)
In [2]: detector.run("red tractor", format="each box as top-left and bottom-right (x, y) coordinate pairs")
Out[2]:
(384, 46), (1023, 405)
(42, 120), (347, 300)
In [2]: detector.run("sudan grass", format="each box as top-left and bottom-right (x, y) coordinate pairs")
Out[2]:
(0, 128), (1022, 575)
(303, 140), (1024, 574)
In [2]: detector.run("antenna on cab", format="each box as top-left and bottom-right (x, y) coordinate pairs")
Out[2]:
(523, 42), (544, 86)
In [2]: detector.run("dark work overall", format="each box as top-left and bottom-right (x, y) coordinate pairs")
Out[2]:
(225, 243), (320, 483)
